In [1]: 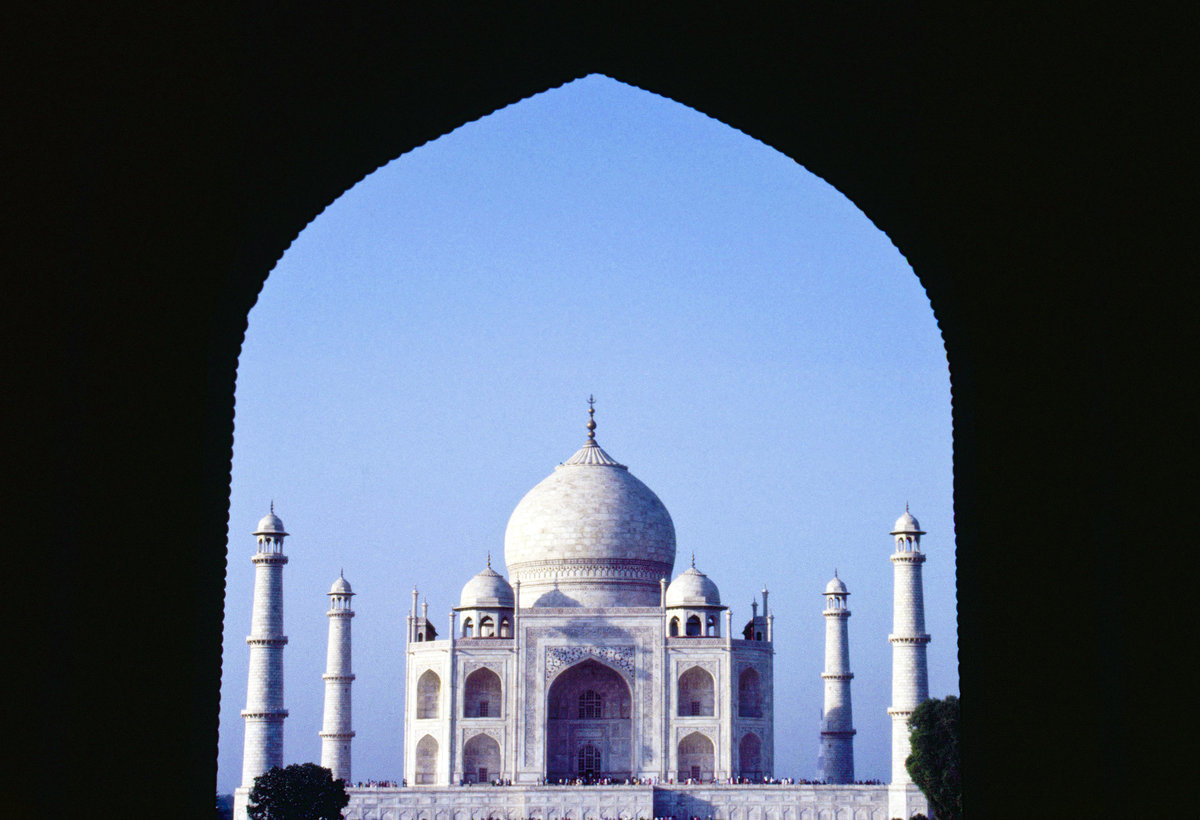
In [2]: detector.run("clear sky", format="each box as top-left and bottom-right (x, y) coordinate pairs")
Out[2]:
(217, 74), (956, 794)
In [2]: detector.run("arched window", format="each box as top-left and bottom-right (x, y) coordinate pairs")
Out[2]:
(677, 666), (715, 717)
(499, 617), (511, 638)
(417, 669), (441, 719)
(463, 733), (501, 784)
(462, 618), (474, 638)
(738, 667), (762, 718)
(578, 689), (602, 719)
(677, 732), (714, 782)
(669, 617), (680, 637)
(578, 744), (601, 778)
(739, 732), (762, 779)
(415, 734), (439, 784)
(686, 615), (701, 636)
(706, 615), (717, 636)
(463, 667), (503, 718)
(479, 615), (495, 638)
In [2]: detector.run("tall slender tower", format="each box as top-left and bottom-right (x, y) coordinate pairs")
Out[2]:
(320, 571), (355, 783)
(888, 506), (931, 819)
(241, 505), (290, 787)
(818, 571), (855, 783)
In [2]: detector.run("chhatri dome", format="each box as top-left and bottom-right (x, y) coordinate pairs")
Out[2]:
(665, 556), (722, 607)
(459, 555), (516, 608)
(824, 571), (848, 595)
(504, 398), (676, 608)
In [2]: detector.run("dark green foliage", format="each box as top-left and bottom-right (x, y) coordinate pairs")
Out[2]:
(247, 763), (350, 820)
(906, 696), (961, 820)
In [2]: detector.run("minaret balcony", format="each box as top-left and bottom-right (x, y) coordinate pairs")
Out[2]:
(245, 636), (289, 646)
(887, 634), (931, 645)
(240, 708), (289, 718)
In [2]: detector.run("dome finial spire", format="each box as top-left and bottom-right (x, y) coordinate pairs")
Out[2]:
(270, 499), (274, 514)
(586, 394), (597, 442)
(487, 551), (492, 569)
(906, 500), (909, 513)
(691, 552), (695, 569)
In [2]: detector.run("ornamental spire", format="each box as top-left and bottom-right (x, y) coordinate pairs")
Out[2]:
(586, 394), (597, 442)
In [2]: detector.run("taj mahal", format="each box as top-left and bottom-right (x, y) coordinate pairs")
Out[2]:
(232, 403), (933, 820)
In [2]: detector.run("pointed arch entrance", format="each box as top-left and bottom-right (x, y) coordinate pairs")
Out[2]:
(545, 658), (632, 781)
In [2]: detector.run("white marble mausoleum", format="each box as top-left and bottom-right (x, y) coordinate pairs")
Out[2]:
(234, 403), (933, 820)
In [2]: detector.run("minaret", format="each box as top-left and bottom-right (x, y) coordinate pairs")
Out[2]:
(320, 571), (355, 783)
(241, 505), (290, 787)
(888, 505), (932, 819)
(818, 571), (855, 783)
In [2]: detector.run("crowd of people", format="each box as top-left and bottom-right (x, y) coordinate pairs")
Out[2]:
(358, 775), (886, 789)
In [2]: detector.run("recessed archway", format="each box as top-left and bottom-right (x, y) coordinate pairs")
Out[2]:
(545, 659), (632, 781)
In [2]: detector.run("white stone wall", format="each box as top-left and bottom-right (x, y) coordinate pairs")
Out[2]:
(454, 644), (516, 782)
(406, 642), (453, 786)
(401, 604), (774, 789)
(731, 642), (774, 779)
(343, 784), (891, 820)
(888, 782), (930, 820)
(668, 646), (732, 780)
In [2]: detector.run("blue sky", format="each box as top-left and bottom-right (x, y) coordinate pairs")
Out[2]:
(218, 74), (956, 793)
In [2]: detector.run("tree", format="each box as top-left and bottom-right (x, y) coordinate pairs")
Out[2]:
(906, 695), (961, 820)
(247, 763), (350, 820)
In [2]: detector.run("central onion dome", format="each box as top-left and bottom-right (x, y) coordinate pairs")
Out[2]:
(504, 401), (676, 608)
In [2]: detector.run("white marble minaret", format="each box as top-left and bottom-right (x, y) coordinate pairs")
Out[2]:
(818, 571), (855, 784)
(888, 506), (931, 819)
(320, 571), (355, 783)
(240, 505), (290, 786)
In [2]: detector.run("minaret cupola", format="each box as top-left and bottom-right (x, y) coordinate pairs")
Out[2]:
(254, 502), (289, 554)
(890, 503), (925, 553)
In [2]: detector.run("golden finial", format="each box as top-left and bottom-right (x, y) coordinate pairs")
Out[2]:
(486, 551), (492, 569)
(586, 394), (597, 442)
